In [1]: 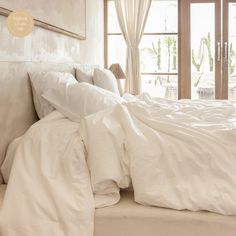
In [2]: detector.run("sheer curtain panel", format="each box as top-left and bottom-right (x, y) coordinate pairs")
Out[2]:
(114, 0), (151, 94)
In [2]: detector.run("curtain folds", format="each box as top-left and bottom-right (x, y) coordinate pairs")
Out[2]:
(114, 0), (151, 95)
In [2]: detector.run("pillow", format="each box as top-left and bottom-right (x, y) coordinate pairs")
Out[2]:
(1, 136), (23, 183)
(42, 82), (125, 122)
(93, 68), (120, 95)
(29, 71), (77, 118)
(76, 68), (93, 84)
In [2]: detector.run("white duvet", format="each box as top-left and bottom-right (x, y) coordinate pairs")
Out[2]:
(0, 112), (94, 236)
(1, 95), (236, 236)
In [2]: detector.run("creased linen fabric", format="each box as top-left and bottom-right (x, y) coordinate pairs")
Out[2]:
(81, 97), (236, 216)
(0, 111), (94, 236)
(2, 97), (236, 236)
(114, 0), (151, 95)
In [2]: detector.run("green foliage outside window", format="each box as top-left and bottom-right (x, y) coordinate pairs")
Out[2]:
(141, 32), (236, 87)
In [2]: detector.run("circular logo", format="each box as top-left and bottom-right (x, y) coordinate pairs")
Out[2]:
(7, 10), (34, 37)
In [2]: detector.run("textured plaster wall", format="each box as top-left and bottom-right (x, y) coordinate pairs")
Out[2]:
(0, 0), (104, 65)
(80, 0), (104, 66)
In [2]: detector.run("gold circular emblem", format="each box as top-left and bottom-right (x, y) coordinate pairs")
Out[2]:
(7, 10), (34, 37)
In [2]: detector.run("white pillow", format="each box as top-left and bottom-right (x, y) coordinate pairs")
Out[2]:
(29, 71), (77, 118)
(76, 68), (93, 84)
(42, 82), (125, 122)
(1, 136), (23, 183)
(93, 68), (120, 95)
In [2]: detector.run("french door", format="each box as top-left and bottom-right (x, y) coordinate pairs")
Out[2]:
(179, 0), (236, 99)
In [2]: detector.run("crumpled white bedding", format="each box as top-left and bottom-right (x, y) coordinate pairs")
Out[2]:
(1, 95), (236, 236)
(81, 95), (236, 214)
(0, 111), (94, 236)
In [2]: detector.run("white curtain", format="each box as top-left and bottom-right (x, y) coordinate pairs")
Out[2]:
(115, 0), (151, 95)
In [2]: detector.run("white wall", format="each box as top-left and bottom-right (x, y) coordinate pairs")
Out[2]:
(80, 0), (104, 66)
(0, 0), (104, 66)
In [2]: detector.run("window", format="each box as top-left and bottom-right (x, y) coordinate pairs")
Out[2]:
(140, 0), (178, 99)
(105, 0), (178, 99)
(105, 0), (236, 100)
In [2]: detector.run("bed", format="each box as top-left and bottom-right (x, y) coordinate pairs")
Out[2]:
(0, 62), (236, 236)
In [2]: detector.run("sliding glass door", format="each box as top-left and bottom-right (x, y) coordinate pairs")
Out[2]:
(180, 0), (236, 99)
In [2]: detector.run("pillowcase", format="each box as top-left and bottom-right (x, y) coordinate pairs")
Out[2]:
(42, 82), (125, 122)
(76, 68), (93, 84)
(29, 71), (77, 118)
(1, 136), (23, 184)
(93, 68), (120, 96)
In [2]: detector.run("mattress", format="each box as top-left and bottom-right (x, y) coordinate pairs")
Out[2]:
(1, 185), (236, 236)
(95, 190), (236, 236)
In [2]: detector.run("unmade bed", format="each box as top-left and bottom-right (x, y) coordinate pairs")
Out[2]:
(0, 62), (236, 236)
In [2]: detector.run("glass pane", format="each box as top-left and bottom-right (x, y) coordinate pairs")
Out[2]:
(142, 75), (178, 99)
(191, 3), (215, 100)
(140, 35), (178, 73)
(228, 3), (236, 100)
(108, 35), (126, 69)
(108, 0), (121, 33)
(144, 0), (178, 33)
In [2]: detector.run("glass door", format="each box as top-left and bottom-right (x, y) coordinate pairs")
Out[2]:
(190, 0), (221, 99)
(223, 0), (236, 99)
(180, 0), (222, 99)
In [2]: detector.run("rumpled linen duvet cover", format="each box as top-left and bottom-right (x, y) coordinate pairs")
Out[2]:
(1, 95), (236, 236)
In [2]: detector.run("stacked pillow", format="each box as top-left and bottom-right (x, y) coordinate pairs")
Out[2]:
(42, 82), (125, 122)
(75, 68), (93, 84)
(76, 68), (120, 96)
(29, 71), (77, 119)
(29, 69), (125, 122)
